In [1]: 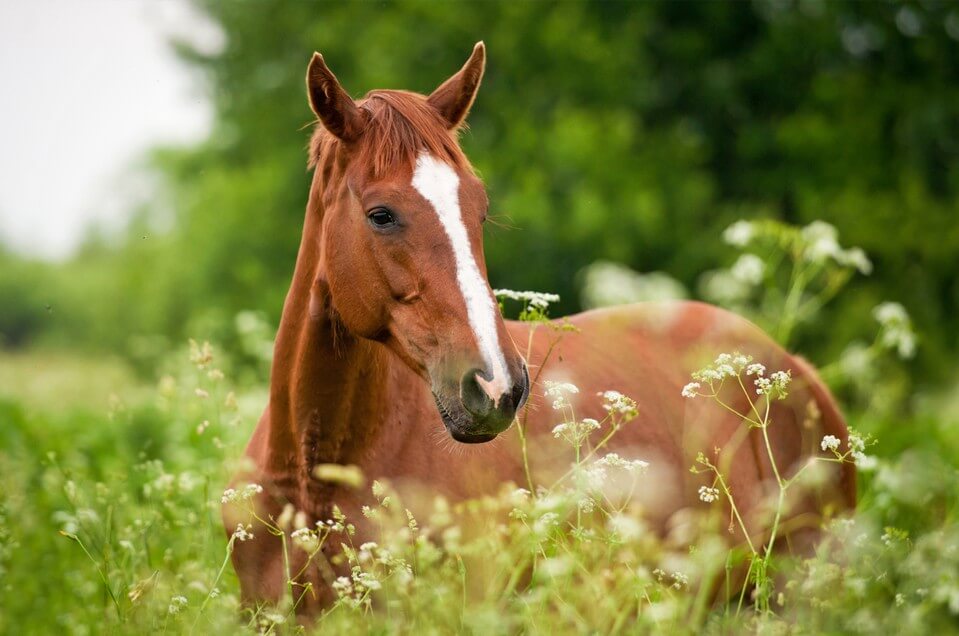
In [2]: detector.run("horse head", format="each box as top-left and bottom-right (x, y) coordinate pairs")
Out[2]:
(304, 43), (529, 443)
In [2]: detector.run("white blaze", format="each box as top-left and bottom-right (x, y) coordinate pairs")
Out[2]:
(411, 152), (511, 400)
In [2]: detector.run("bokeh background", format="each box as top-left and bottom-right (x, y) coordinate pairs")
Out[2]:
(3, 1), (959, 631)
(3, 1), (958, 388)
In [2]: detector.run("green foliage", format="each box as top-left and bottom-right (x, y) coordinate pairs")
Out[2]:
(2, 334), (958, 634)
(2, 0), (958, 397)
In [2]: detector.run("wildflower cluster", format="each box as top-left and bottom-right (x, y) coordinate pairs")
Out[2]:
(600, 390), (639, 419)
(820, 430), (877, 471)
(220, 483), (263, 504)
(494, 289), (561, 309)
(681, 350), (870, 613)
(330, 529), (414, 610)
(653, 568), (690, 590)
(754, 370), (791, 399)
(698, 486), (720, 503)
(708, 219), (878, 347)
(873, 302), (916, 359)
(552, 418), (600, 447)
(682, 353), (792, 402)
(167, 595), (188, 615)
(544, 380), (579, 410)
(725, 220), (872, 275)
(495, 289), (561, 321)
(232, 523), (254, 542)
(579, 261), (689, 307)
(799, 221), (873, 274)
(596, 452), (649, 473)
(36, 322), (937, 635)
(290, 526), (320, 553)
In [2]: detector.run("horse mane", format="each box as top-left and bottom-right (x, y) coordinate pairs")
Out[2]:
(308, 89), (471, 177)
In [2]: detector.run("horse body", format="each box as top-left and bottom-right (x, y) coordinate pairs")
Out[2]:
(224, 43), (853, 613)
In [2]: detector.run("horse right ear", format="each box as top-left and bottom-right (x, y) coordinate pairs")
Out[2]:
(306, 52), (365, 142)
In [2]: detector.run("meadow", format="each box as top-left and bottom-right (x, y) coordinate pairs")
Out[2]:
(3, 3), (959, 633)
(3, 219), (958, 635)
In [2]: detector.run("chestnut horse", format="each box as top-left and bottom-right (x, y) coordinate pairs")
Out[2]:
(224, 42), (854, 613)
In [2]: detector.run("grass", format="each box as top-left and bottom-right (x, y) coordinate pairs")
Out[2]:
(2, 219), (958, 634)
(1, 344), (958, 635)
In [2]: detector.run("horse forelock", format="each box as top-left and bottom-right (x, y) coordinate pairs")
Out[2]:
(308, 89), (471, 178)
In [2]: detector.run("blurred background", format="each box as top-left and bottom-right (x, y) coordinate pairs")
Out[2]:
(4, 2), (959, 631)
(2, 0), (958, 415)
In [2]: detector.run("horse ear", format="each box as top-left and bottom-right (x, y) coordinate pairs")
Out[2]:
(306, 52), (365, 142)
(427, 41), (486, 130)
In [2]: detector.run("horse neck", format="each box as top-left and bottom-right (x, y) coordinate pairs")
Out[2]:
(262, 163), (392, 490)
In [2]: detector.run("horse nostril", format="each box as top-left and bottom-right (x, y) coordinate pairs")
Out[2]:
(460, 368), (493, 417)
(512, 364), (531, 411)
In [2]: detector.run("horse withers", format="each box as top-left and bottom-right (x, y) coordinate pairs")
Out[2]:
(222, 42), (855, 614)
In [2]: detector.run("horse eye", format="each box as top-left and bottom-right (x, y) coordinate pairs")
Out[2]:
(367, 208), (397, 229)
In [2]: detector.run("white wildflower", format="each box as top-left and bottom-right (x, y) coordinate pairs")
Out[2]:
(802, 221), (841, 262)
(332, 575), (353, 597)
(221, 483), (263, 504)
(723, 220), (755, 247)
(848, 433), (866, 453)
(584, 465), (608, 490)
(846, 432), (877, 471)
(544, 380), (579, 410)
(852, 452), (878, 471)
(755, 370), (791, 399)
(533, 512), (560, 535)
(681, 382), (701, 398)
(291, 527), (319, 552)
(260, 611), (286, 627)
(730, 254), (765, 285)
(821, 435), (841, 452)
(671, 571), (689, 590)
(873, 302), (908, 326)
(698, 486), (720, 503)
(233, 523), (254, 542)
(552, 418), (600, 447)
(873, 302), (916, 358)
(600, 390), (638, 418)
(837, 247), (873, 275)
(746, 363), (766, 376)
(691, 352), (754, 387)
(597, 452), (649, 473)
(353, 571), (382, 592)
(608, 514), (644, 541)
(494, 289), (561, 309)
(168, 595), (188, 615)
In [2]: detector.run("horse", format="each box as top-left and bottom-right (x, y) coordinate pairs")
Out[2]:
(223, 42), (855, 615)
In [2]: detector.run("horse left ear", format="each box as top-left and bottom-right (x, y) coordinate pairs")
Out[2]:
(307, 52), (366, 142)
(428, 41), (486, 130)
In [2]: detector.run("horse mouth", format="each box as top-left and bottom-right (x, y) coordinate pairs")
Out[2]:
(450, 430), (498, 444)
(433, 393), (499, 444)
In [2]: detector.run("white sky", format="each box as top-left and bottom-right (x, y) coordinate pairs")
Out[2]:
(0, 0), (218, 260)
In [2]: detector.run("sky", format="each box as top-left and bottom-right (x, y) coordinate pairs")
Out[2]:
(0, 0), (219, 260)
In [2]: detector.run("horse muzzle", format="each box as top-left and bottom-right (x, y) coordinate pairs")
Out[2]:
(432, 363), (530, 443)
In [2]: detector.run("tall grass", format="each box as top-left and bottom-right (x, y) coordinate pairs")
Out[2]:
(1, 220), (957, 634)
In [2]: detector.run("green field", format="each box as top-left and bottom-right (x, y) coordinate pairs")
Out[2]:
(2, 253), (959, 633)
(3, 1), (959, 633)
